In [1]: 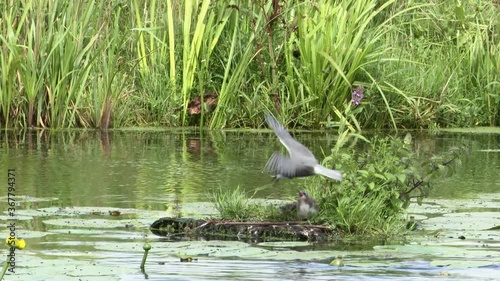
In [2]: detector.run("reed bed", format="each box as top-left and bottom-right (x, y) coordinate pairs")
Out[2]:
(1, 0), (498, 129)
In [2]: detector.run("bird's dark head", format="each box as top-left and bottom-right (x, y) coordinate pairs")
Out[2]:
(296, 190), (318, 219)
(298, 191), (308, 199)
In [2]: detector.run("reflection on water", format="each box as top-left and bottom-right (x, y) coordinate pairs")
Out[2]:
(0, 129), (499, 280)
(1, 129), (498, 207)
(0, 129), (344, 210)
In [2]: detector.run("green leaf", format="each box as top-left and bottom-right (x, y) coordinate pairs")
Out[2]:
(368, 182), (375, 190)
(396, 174), (406, 183)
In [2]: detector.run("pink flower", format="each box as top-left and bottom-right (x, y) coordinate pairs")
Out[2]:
(351, 87), (364, 105)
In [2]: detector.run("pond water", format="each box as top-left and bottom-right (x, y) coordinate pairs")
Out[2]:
(0, 128), (499, 280)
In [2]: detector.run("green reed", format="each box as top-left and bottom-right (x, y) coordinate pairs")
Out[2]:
(0, 0), (498, 129)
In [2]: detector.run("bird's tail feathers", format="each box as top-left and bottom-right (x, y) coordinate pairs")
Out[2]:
(314, 165), (342, 181)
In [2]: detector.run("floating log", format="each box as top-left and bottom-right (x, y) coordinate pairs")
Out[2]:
(150, 217), (338, 242)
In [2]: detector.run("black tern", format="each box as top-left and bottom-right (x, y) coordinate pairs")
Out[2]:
(297, 191), (318, 219)
(264, 113), (342, 181)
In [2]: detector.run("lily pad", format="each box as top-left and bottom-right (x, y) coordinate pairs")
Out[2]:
(476, 193), (500, 201)
(256, 241), (312, 248)
(424, 199), (500, 210)
(430, 259), (495, 268)
(12, 254), (136, 280)
(407, 202), (450, 215)
(42, 218), (150, 229)
(421, 212), (500, 230)
(0, 214), (35, 221)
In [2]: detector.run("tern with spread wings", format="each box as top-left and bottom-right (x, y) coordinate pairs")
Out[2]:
(264, 113), (342, 181)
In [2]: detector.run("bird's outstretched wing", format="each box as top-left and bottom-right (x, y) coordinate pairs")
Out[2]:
(264, 113), (316, 159)
(265, 152), (314, 178)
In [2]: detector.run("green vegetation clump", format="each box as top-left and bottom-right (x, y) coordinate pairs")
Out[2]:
(212, 134), (468, 236)
(212, 185), (262, 221)
(308, 136), (467, 235)
(1, 0), (499, 128)
(212, 185), (283, 222)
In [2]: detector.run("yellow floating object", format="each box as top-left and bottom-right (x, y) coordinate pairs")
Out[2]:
(5, 236), (26, 250)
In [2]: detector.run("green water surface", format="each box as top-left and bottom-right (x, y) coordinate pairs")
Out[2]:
(0, 129), (498, 280)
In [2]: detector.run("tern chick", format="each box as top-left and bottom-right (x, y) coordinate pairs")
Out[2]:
(297, 191), (318, 219)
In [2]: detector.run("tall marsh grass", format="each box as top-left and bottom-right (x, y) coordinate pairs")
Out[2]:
(0, 0), (498, 129)
(367, 0), (500, 128)
(1, 0), (123, 128)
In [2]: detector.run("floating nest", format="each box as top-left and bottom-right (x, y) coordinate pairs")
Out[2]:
(150, 217), (338, 242)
